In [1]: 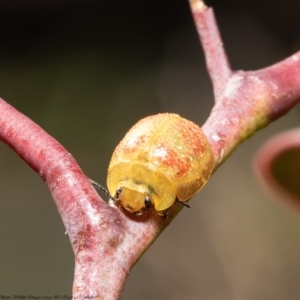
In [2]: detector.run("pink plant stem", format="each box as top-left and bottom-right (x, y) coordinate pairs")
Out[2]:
(189, 0), (300, 167)
(189, 0), (232, 99)
(203, 53), (300, 167)
(1, 0), (300, 299)
(0, 99), (169, 299)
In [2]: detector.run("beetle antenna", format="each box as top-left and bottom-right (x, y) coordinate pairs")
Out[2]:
(176, 199), (191, 208)
(89, 178), (113, 200)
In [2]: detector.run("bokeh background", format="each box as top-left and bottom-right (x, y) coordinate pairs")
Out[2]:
(0, 0), (300, 299)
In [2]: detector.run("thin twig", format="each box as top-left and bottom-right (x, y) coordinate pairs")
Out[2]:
(189, 0), (232, 100)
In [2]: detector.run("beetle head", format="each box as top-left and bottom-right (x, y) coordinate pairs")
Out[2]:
(115, 185), (153, 213)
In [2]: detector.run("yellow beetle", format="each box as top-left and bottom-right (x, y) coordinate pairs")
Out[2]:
(106, 113), (214, 216)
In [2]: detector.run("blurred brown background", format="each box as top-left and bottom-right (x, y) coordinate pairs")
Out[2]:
(0, 0), (300, 299)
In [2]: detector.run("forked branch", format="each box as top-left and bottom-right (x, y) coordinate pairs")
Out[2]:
(0, 1), (300, 299)
(188, 0), (300, 166)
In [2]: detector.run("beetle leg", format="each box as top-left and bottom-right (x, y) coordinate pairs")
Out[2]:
(134, 210), (143, 216)
(114, 187), (122, 199)
(89, 178), (112, 200)
(144, 196), (152, 210)
(89, 179), (123, 208)
(157, 210), (169, 218)
(106, 187), (122, 208)
(176, 198), (191, 208)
